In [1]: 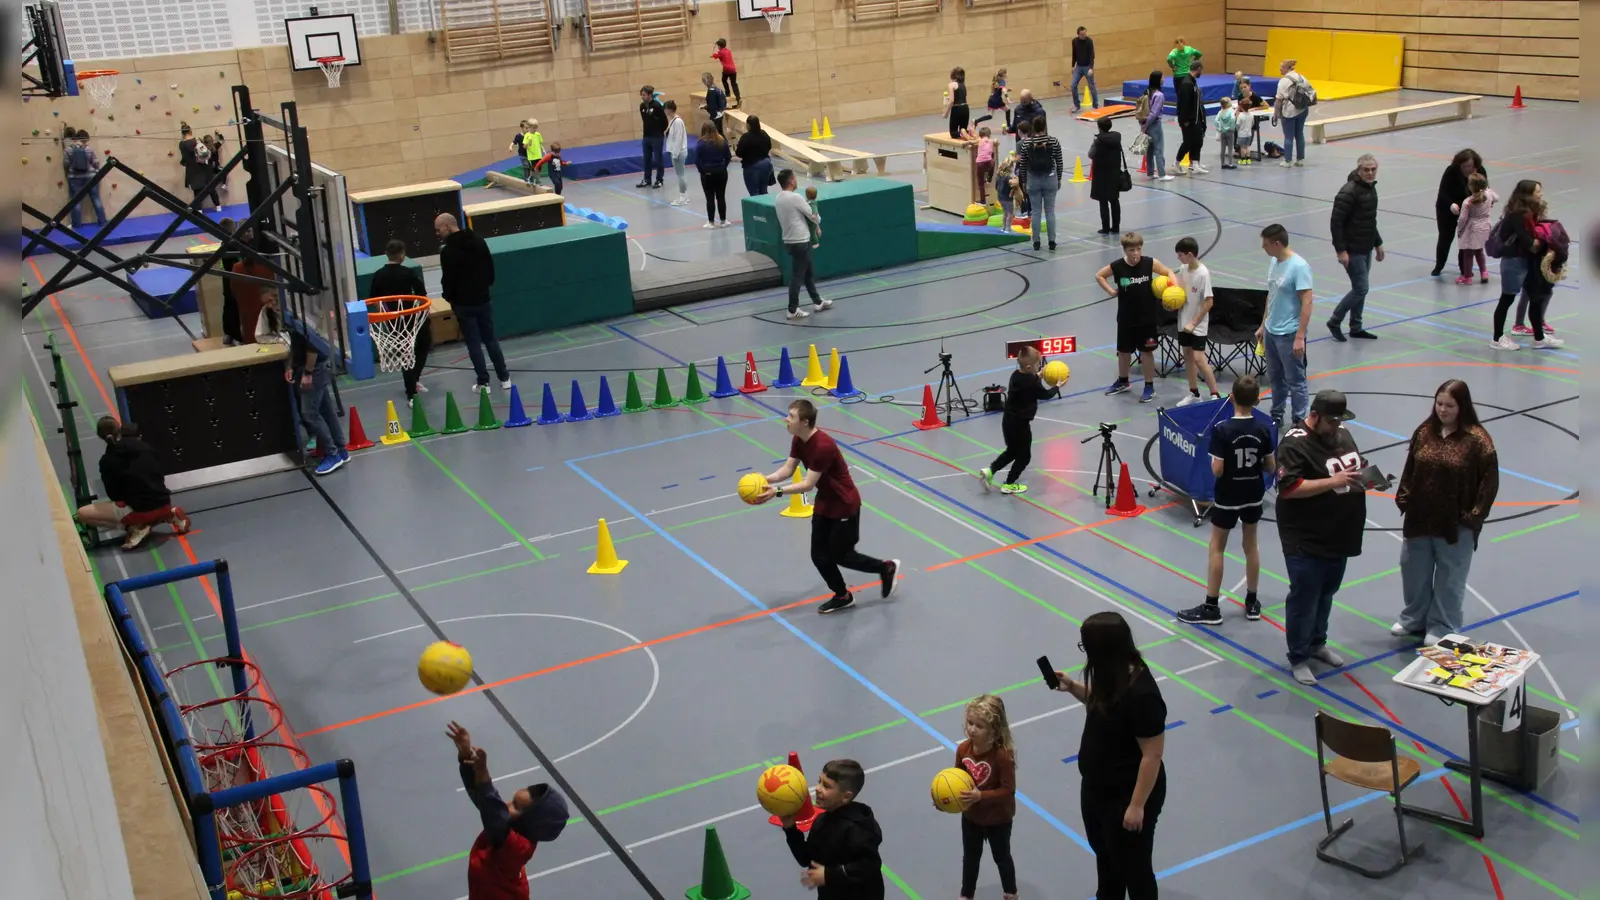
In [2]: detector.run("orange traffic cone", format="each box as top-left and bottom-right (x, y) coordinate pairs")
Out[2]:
(768, 751), (821, 831)
(739, 351), (767, 394)
(1138, 155), (1148, 174)
(346, 407), (375, 450)
(1509, 85), (1525, 109)
(911, 384), (945, 430)
(1107, 462), (1147, 518)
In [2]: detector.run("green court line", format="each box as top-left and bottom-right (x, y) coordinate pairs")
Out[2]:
(1438, 828), (1577, 899)
(1490, 514), (1579, 544)
(413, 442), (546, 559)
(882, 863), (923, 899)
(1340, 566), (1402, 589)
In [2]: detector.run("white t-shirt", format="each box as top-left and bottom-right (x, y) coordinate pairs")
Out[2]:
(1277, 72), (1309, 119)
(1174, 262), (1212, 337)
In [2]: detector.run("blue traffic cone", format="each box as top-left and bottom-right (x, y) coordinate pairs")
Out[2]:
(565, 379), (594, 422)
(710, 355), (738, 398)
(772, 347), (801, 388)
(536, 382), (563, 425)
(505, 385), (533, 427)
(830, 354), (861, 398)
(594, 375), (621, 417)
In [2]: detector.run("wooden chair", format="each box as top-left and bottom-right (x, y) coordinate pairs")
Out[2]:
(1314, 712), (1425, 878)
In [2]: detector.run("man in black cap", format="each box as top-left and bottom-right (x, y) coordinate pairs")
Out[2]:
(1274, 389), (1367, 685)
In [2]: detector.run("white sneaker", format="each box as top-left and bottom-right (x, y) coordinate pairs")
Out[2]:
(1190, 163), (1210, 174)
(672, 195), (689, 206)
(1279, 161), (1293, 168)
(1176, 393), (1201, 407)
(1534, 337), (1565, 349)
(415, 381), (429, 392)
(474, 383), (491, 394)
(121, 524), (152, 550)
(1159, 174), (1176, 181)
(1390, 621), (1415, 637)
(500, 379), (512, 390)
(1489, 336), (1520, 351)
(702, 222), (718, 229)
(717, 221), (732, 228)
(1293, 160), (1305, 167)
(813, 299), (833, 311)
(787, 308), (809, 319)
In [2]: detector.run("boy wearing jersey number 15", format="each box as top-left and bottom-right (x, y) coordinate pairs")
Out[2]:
(1177, 376), (1274, 626)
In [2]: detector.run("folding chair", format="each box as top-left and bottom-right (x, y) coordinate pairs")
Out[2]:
(1314, 712), (1425, 878)
(1207, 287), (1267, 378)
(1154, 304), (1184, 377)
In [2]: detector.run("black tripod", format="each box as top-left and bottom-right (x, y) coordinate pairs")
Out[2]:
(1082, 422), (1122, 511)
(924, 346), (970, 427)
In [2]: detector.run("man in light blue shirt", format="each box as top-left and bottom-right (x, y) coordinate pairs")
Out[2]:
(1258, 223), (1314, 427)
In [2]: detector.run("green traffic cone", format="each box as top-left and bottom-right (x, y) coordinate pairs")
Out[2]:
(682, 362), (708, 405)
(622, 371), (647, 413)
(473, 388), (501, 431)
(441, 392), (469, 435)
(409, 397), (437, 438)
(684, 825), (749, 900)
(650, 367), (677, 409)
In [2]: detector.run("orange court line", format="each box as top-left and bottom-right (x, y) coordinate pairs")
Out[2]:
(28, 257), (119, 419)
(926, 505), (1176, 572)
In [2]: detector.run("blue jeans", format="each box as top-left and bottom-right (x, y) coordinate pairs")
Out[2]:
(1398, 526), (1476, 643)
(1027, 174), (1059, 246)
(67, 176), (106, 227)
(454, 303), (509, 387)
(1330, 249), (1371, 330)
(1071, 67), (1099, 109)
(1262, 330), (1308, 425)
(640, 135), (665, 184)
(1143, 125), (1166, 177)
(297, 363), (345, 455)
(743, 157), (772, 197)
(1280, 112), (1307, 161)
(1283, 552), (1348, 666)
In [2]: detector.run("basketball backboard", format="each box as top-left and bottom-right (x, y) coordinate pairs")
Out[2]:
(23, 1), (74, 97)
(285, 13), (362, 71)
(264, 142), (360, 369)
(736, 0), (792, 21)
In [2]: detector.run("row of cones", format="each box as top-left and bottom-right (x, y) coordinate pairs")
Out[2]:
(808, 116), (834, 140)
(687, 750), (821, 900)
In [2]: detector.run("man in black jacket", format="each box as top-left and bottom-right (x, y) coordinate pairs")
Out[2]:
(1327, 153), (1385, 341)
(76, 417), (190, 549)
(435, 213), (509, 392)
(637, 85), (668, 189)
(1070, 27), (1098, 112)
(369, 238), (433, 403)
(1174, 60), (1208, 174)
(1009, 90), (1044, 137)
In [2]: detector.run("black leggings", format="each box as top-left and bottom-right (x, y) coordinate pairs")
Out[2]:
(1099, 197), (1122, 233)
(700, 170), (728, 223)
(1081, 777), (1165, 900)
(989, 415), (1032, 484)
(1434, 207), (1458, 274)
(810, 514), (885, 597)
(722, 71), (741, 103)
(960, 818), (1018, 897)
(949, 104), (970, 138)
(1494, 281), (1548, 341)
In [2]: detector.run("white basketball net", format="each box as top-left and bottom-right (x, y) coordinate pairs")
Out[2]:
(81, 73), (117, 107)
(762, 7), (786, 32)
(370, 298), (429, 372)
(316, 57), (345, 88)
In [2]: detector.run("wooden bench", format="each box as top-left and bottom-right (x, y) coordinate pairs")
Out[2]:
(709, 101), (920, 182)
(1308, 95), (1482, 144)
(484, 171), (556, 196)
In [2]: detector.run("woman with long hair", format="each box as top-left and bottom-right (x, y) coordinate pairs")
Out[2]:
(1088, 117), (1125, 234)
(1139, 71), (1170, 180)
(734, 114), (773, 197)
(1432, 149), (1487, 277)
(1054, 611), (1167, 900)
(1017, 114), (1063, 251)
(945, 66), (970, 138)
(694, 122), (732, 228)
(1393, 380), (1499, 644)
(1490, 179), (1560, 348)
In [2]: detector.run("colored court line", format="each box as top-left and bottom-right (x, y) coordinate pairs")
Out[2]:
(414, 442), (546, 559)
(1491, 514), (1579, 544)
(923, 507), (1175, 572)
(28, 257), (118, 418)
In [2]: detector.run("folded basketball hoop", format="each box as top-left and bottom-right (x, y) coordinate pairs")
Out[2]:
(315, 55), (345, 88)
(365, 295), (431, 371)
(76, 69), (119, 107)
(761, 6), (786, 33)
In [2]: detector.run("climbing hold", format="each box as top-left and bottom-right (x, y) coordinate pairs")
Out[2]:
(52, 110), (59, 116)
(89, 108), (96, 114)
(169, 83), (177, 89)
(168, 150), (175, 157)
(56, 180), (62, 186)
(135, 129), (141, 134)
(43, 129), (50, 135)
(192, 106), (199, 112)
(135, 103), (141, 109)
(165, 111), (172, 116)
(227, 118), (235, 125)
(106, 114), (114, 120)
(179, 92), (185, 98)
(20, 158), (26, 164)
(45, 155), (51, 162)
(214, 103), (222, 110)
(149, 95), (157, 101)
(135, 77), (142, 84)
(31, 129), (38, 136)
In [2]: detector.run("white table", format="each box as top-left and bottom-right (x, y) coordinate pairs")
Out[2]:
(1391, 643), (1539, 838)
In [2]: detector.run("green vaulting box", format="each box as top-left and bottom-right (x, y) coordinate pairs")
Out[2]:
(741, 178), (917, 284)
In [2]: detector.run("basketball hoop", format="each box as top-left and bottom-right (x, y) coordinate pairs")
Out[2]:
(761, 6), (786, 33)
(365, 295), (431, 372)
(314, 56), (345, 88)
(75, 69), (119, 107)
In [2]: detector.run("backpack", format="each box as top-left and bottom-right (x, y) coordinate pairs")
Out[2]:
(1135, 92), (1151, 123)
(1026, 138), (1054, 176)
(1484, 215), (1507, 259)
(67, 143), (91, 175)
(1285, 73), (1317, 110)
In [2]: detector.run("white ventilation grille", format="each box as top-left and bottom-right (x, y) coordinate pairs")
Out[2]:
(57, 0), (234, 61)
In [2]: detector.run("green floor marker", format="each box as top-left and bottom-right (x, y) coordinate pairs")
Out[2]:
(685, 825), (749, 900)
(473, 388), (500, 431)
(651, 367), (677, 409)
(440, 392), (469, 435)
(682, 362), (708, 404)
(622, 371), (647, 412)
(408, 397), (437, 438)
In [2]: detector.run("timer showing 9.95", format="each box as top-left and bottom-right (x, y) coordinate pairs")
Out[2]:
(1005, 335), (1077, 358)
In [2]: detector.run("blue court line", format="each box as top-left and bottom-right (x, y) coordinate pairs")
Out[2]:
(1352, 298), (1582, 361)
(1346, 419), (1573, 493)
(1326, 590), (1580, 681)
(525, 466), (544, 472)
(564, 459), (1095, 853)
(1560, 717), (1580, 732)
(1256, 689), (1280, 699)
(609, 323), (689, 367)
(698, 474), (717, 481)
(661, 483), (678, 489)
(736, 466), (754, 473)
(1211, 704), (1234, 714)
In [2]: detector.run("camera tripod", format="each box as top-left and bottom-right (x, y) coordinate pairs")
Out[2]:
(924, 345), (970, 427)
(1081, 423), (1122, 511)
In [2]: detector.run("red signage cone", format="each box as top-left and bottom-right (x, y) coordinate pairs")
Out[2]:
(1138, 155), (1148, 174)
(768, 750), (821, 831)
(1107, 462), (1147, 517)
(911, 384), (945, 430)
(345, 407), (375, 450)
(739, 351), (767, 394)
(1508, 85), (1525, 109)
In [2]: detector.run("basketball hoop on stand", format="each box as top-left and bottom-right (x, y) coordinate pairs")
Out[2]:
(314, 55), (345, 88)
(75, 69), (119, 107)
(365, 295), (431, 371)
(761, 6), (787, 33)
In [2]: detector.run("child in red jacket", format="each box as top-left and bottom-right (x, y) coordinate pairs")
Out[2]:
(447, 722), (569, 900)
(712, 38), (742, 108)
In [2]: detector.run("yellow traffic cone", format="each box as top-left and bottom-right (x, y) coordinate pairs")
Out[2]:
(380, 400), (410, 445)
(1255, 338), (1265, 356)
(1081, 81), (1092, 109)
(587, 518), (628, 574)
(824, 348), (841, 390)
(800, 344), (828, 387)
(810, 118), (821, 140)
(779, 467), (813, 518)
(1069, 155), (1088, 183)
(1179, 152), (1191, 171)
(821, 116), (834, 139)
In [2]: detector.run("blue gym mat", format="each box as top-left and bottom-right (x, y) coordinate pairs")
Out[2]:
(128, 265), (200, 319)
(1120, 74), (1279, 114)
(455, 137), (704, 185)
(28, 202), (252, 256)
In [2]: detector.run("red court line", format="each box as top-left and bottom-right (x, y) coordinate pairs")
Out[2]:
(929, 506), (1176, 572)
(28, 257), (118, 419)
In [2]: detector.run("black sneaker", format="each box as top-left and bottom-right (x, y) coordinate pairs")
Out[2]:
(1244, 594), (1262, 620)
(1326, 320), (1346, 342)
(880, 559), (900, 599)
(636, 180), (651, 188)
(1349, 329), (1378, 340)
(819, 593), (855, 614)
(1175, 603), (1223, 626)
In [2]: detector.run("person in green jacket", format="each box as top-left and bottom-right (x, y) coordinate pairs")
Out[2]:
(1167, 37), (1202, 78)
(523, 120), (546, 185)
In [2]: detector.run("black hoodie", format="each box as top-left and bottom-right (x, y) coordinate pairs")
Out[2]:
(1330, 169), (1383, 254)
(784, 802), (884, 900)
(439, 228), (496, 308)
(99, 436), (171, 512)
(460, 764), (568, 900)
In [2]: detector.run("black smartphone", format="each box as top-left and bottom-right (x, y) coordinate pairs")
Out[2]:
(1036, 655), (1060, 690)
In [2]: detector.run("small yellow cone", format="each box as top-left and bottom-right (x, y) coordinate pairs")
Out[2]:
(779, 467), (813, 518)
(1255, 339), (1265, 356)
(800, 344), (827, 386)
(824, 348), (841, 390)
(1179, 152), (1191, 170)
(821, 116), (834, 139)
(1081, 81), (1092, 109)
(810, 118), (821, 140)
(1069, 155), (1088, 183)
(380, 400), (410, 445)
(588, 518), (629, 574)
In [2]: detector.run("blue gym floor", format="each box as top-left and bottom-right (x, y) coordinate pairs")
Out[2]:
(23, 88), (1582, 900)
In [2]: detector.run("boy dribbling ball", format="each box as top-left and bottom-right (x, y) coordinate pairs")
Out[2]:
(978, 345), (1061, 495)
(1176, 375), (1274, 625)
(778, 759), (884, 897)
(1172, 235), (1222, 406)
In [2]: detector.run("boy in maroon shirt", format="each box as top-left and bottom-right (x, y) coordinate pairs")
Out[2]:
(759, 399), (900, 613)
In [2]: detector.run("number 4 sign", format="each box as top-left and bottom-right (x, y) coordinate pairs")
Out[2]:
(1502, 682), (1525, 733)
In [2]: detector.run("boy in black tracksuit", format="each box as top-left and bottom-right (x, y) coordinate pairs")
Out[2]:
(978, 345), (1060, 495)
(780, 759), (884, 900)
(368, 238), (432, 403)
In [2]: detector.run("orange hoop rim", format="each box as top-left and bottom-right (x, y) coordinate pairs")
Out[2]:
(313, 56), (345, 65)
(364, 295), (431, 323)
(76, 69), (120, 80)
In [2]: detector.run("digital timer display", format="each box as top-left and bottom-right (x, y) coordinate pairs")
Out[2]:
(1005, 335), (1078, 358)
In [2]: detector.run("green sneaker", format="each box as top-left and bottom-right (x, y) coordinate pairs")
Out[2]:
(977, 467), (994, 492)
(1000, 483), (1029, 495)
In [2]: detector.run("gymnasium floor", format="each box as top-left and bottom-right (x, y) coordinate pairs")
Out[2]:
(23, 89), (1582, 900)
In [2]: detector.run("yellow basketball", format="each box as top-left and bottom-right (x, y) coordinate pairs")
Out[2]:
(930, 767), (976, 814)
(1161, 284), (1188, 311)
(1042, 360), (1071, 387)
(737, 472), (770, 505)
(756, 764), (810, 816)
(417, 641), (474, 695)
(1151, 274), (1170, 295)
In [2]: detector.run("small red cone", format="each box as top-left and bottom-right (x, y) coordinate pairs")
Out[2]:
(1508, 85), (1525, 109)
(768, 751), (821, 831)
(1107, 462), (1146, 517)
(1138, 155), (1148, 174)
(345, 407), (376, 451)
(739, 351), (767, 394)
(911, 384), (945, 430)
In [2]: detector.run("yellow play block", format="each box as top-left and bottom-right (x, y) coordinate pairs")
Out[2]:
(1265, 28), (1333, 82)
(1331, 32), (1402, 88)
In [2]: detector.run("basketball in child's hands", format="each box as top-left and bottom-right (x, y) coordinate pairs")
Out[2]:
(756, 765), (810, 816)
(418, 641), (474, 695)
(1042, 360), (1071, 387)
(737, 472), (770, 505)
(1161, 284), (1188, 311)
(1151, 274), (1170, 295)
(931, 767), (976, 813)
